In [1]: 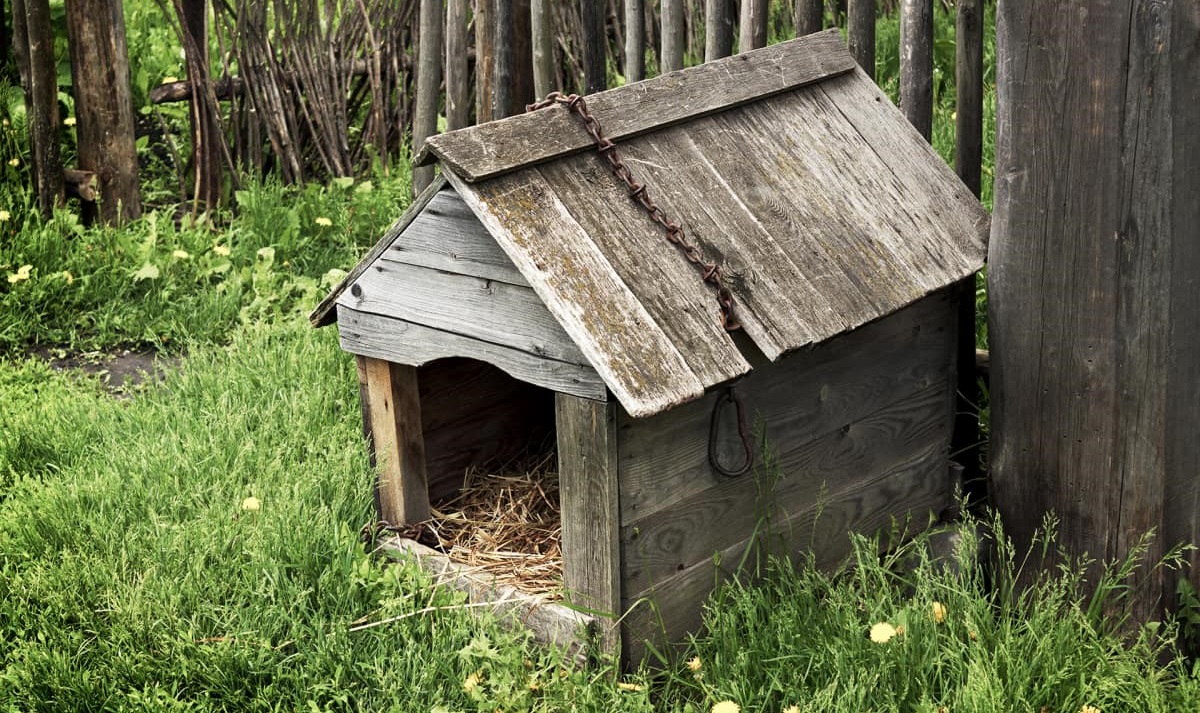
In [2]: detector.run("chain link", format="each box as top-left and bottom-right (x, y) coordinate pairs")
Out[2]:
(527, 92), (741, 331)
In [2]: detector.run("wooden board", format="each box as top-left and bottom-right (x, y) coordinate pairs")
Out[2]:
(380, 187), (530, 288)
(451, 170), (710, 418)
(418, 29), (856, 181)
(381, 536), (595, 665)
(622, 442), (949, 662)
(361, 357), (430, 525)
(310, 175), (446, 327)
(621, 379), (952, 596)
(418, 358), (556, 502)
(618, 293), (954, 522)
(537, 155), (751, 385)
(340, 259), (587, 366)
(556, 395), (622, 654)
(339, 307), (606, 401)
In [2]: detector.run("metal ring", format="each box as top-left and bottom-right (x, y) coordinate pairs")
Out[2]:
(709, 387), (753, 478)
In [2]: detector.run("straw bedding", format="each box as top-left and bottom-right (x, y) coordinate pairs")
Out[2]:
(424, 452), (564, 599)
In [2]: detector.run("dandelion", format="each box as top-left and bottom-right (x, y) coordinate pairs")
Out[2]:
(462, 670), (482, 693)
(8, 158), (18, 167)
(315, 216), (333, 227)
(1080, 706), (1100, 713)
(969, 630), (978, 641)
(783, 707), (800, 713)
(0, 210), (10, 221)
(616, 681), (643, 692)
(686, 656), (702, 672)
(870, 622), (898, 643)
(7, 264), (32, 284)
(63, 117), (77, 127)
(712, 701), (740, 713)
(162, 75), (179, 84)
(61, 271), (74, 285)
(172, 249), (191, 260)
(932, 601), (947, 623)
(241, 496), (261, 511)
(212, 244), (231, 256)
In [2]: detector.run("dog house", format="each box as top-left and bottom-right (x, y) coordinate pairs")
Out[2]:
(311, 29), (989, 661)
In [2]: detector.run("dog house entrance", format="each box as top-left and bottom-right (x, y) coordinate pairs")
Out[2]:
(409, 357), (563, 598)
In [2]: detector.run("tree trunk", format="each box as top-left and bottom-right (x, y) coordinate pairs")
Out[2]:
(65, 0), (140, 224)
(17, 0), (64, 219)
(181, 0), (221, 212)
(989, 0), (1200, 624)
(412, 0), (443, 194)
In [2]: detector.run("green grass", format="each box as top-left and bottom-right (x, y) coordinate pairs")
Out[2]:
(658, 517), (1200, 713)
(0, 171), (409, 357)
(0, 320), (652, 712)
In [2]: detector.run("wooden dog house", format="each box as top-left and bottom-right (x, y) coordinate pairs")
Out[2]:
(311, 29), (989, 660)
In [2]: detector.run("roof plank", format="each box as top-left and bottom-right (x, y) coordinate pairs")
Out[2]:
(419, 29), (856, 182)
(817, 67), (990, 264)
(446, 170), (708, 418)
(536, 155), (751, 387)
(613, 127), (849, 358)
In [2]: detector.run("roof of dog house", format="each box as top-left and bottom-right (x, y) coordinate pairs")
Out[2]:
(311, 29), (990, 419)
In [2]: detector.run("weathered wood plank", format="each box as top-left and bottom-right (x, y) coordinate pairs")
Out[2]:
(820, 68), (990, 263)
(536, 155), (751, 387)
(614, 125), (849, 358)
(900, 0), (933, 140)
(618, 293), (954, 522)
(338, 307), (606, 401)
(311, 174), (447, 327)
(418, 30), (856, 181)
(362, 358), (430, 524)
(379, 188), (530, 287)
(557, 394), (622, 654)
(751, 88), (977, 297)
(450, 170), (705, 418)
(340, 260), (587, 365)
(621, 379), (951, 596)
(380, 536), (595, 664)
(622, 442), (948, 662)
(418, 358), (556, 502)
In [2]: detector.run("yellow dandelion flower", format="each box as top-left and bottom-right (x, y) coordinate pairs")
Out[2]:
(712, 701), (740, 713)
(7, 264), (32, 284)
(213, 244), (231, 256)
(172, 249), (191, 260)
(162, 75), (179, 84)
(1080, 706), (1100, 713)
(895, 625), (906, 636)
(61, 271), (74, 284)
(63, 117), (77, 127)
(686, 656), (702, 672)
(8, 158), (18, 167)
(932, 601), (947, 623)
(462, 670), (482, 693)
(616, 681), (643, 692)
(0, 210), (10, 221)
(241, 496), (261, 511)
(783, 707), (800, 713)
(314, 216), (333, 227)
(870, 622), (898, 643)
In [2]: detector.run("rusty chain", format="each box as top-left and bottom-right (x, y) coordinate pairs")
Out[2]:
(527, 91), (741, 331)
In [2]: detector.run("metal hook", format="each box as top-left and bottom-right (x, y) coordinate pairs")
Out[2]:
(709, 386), (753, 478)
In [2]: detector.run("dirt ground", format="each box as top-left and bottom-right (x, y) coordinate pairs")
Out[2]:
(29, 347), (182, 396)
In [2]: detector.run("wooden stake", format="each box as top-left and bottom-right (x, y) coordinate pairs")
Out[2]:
(361, 357), (430, 525)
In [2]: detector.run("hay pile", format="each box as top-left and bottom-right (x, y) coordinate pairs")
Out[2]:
(427, 453), (563, 598)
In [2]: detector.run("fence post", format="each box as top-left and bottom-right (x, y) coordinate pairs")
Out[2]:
(625, 0), (645, 82)
(531, 0), (555, 97)
(446, 0), (470, 129)
(794, 0), (823, 37)
(662, 0), (685, 71)
(739, 0), (768, 50)
(581, 0), (606, 92)
(899, 0), (932, 140)
(847, 0), (874, 79)
(705, 0), (732, 60)
(412, 0), (443, 194)
(955, 0), (983, 196)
